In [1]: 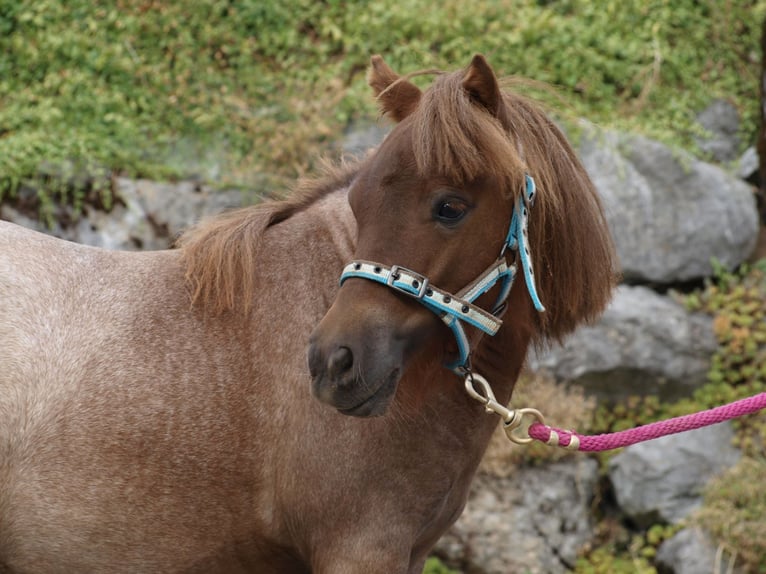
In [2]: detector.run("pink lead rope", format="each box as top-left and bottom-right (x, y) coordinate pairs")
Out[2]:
(526, 393), (766, 452)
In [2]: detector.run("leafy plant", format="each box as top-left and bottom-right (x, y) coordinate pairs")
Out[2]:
(1, 0), (764, 219)
(422, 556), (459, 574)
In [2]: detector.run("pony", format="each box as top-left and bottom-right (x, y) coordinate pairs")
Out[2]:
(0, 54), (615, 573)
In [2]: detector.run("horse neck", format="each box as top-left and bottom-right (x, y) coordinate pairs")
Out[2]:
(391, 291), (533, 457)
(459, 277), (537, 409)
(240, 185), (356, 388)
(472, 312), (532, 408)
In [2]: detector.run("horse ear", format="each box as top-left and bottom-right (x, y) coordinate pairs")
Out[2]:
(368, 55), (422, 122)
(462, 54), (505, 120)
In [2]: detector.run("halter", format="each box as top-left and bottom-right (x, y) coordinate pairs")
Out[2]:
(339, 174), (545, 374)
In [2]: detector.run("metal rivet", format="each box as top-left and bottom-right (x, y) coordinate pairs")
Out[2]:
(412, 280), (419, 288)
(354, 263), (361, 270)
(374, 267), (381, 273)
(461, 305), (469, 313)
(425, 288), (433, 297)
(443, 296), (451, 303)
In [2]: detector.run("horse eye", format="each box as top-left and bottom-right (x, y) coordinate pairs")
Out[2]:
(435, 200), (468, 223)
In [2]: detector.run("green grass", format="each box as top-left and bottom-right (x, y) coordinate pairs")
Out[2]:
(1, 0), (764, 217)
(422, 557), (459, 574)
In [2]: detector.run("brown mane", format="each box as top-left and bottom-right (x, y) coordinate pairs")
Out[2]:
(399, 67), (617, 342)
(408, 70), (527, 194)
(504, 90), (617, 341)
(176, 160), (360, 315)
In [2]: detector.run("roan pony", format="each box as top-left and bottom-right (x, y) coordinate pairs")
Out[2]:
(0, 55), (615, 573)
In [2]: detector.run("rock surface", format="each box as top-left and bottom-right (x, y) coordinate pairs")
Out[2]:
(0, 178), (247, 250)
(656, 527), (741, 574)
(694, 99), (741, 163)
(608, 422), (741, 527)
(578, 128), (759, 283)
(738, 146), (760, 182)
(437, 458), (599, 574)
(342, 120), (390, 158)
(528, 285), (718, 402)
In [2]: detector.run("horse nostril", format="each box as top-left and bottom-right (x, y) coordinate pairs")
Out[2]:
(308, 343), (322, 379)
(327, 346), (354, 380)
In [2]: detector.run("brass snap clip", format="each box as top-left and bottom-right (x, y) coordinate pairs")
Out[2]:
(463, 372), (546, 446)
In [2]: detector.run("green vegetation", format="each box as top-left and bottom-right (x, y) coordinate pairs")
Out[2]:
(696, 457), (766, 573)
(686, 262), (766, 574)
(1, 0), (764, 220)
(574, 524), (680, 574)
(422, 557), (460, 574)
(685, 260), (766, 429)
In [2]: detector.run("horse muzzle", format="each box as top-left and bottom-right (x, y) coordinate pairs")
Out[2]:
(308, 323), (404, 418)
(307, 282), (439, 417)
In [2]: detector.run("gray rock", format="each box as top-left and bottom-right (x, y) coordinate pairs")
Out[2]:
(437, 458), (599, 574)
(528, 285), (717, 402)
(1, 179), (247, 251)
(609, 422), (741, 527)
(113, 178), (247, 246)
(737, 146), (759, 182)
(341, 121), (389, 158)
(578, 128), (759, 283)
(656, 527), (740, 574)
(694, 99), (741, 163)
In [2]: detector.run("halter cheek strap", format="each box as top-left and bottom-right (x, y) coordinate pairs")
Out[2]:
(339, 174), (545, 374)
(506, 174), (545, 312)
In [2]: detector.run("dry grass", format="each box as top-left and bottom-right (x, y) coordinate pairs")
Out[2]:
(694, 457), (766, 573)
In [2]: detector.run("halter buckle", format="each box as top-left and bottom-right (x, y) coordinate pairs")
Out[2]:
(387, 265), (430, 300)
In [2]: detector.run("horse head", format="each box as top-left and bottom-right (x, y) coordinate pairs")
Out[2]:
(308, 55), (616, 417)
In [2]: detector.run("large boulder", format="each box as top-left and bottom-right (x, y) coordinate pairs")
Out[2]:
(437, 458), (599, 574)
(608, 422), (741, 527)
(578, 128), (759, 283)
(528, 285), (717, 402)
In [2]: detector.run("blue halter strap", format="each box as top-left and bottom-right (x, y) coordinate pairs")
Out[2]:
(339, 174), (545, 374)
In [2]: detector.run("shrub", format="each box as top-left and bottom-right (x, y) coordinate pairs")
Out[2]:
(1, 0), (763, 218)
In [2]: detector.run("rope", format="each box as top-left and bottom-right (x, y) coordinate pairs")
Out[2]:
(527, 393), (766, 452)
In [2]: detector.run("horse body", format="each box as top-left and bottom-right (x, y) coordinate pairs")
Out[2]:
(0, 191), (491, 573)
(0, 55), (615, 573)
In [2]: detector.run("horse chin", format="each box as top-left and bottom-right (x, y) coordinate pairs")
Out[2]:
(311, 367), (401, 418)
(336, 369), (400, 417)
